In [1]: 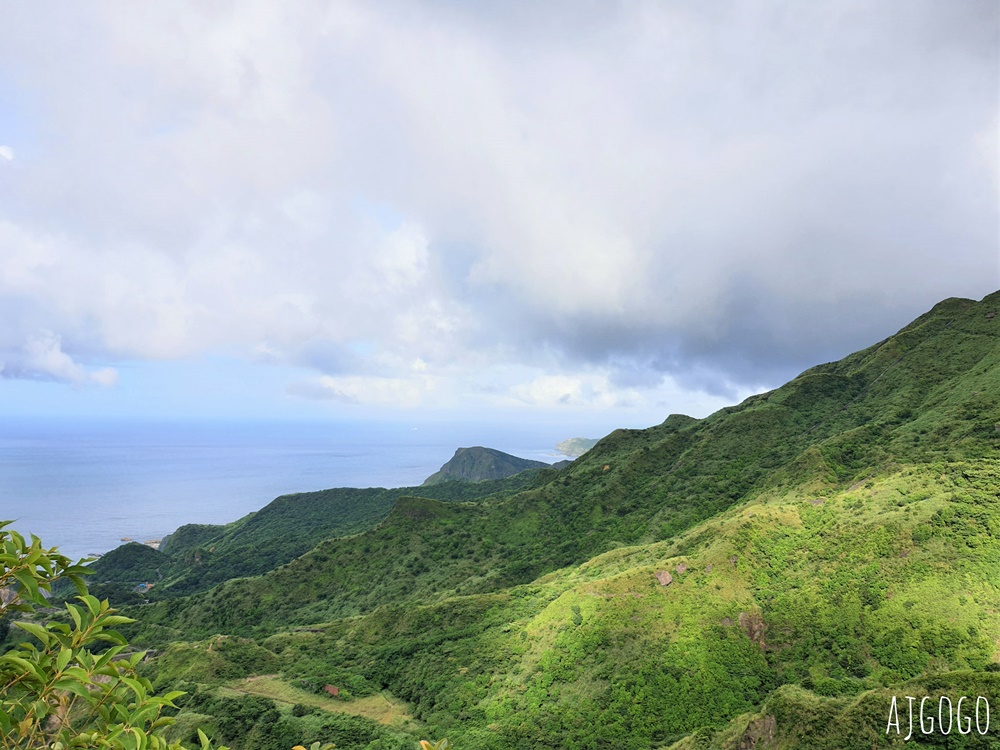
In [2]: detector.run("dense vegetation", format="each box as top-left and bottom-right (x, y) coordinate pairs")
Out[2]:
(422, 447), (550, 485)
(94, 469), (548, 600)
(0, 525), (232, 749)
(7, 291), (999, 749)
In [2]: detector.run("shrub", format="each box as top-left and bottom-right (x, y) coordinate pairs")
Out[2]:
(0, 522), (227, 749)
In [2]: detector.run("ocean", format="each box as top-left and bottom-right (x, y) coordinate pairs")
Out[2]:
(0, 418), (568, 562)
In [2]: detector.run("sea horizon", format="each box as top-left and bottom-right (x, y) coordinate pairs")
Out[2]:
(0, 416), (582, 562)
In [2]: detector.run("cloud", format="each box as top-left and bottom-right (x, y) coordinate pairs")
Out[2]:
(0, 1), (995, 413)
(0, 146), (12, 161)
(88, 367), (120, 387)
(1, 331), (118, 387)
(508, 374), (627, 409)
(286, 379), (357, 404)
(288, 373), (439, 409)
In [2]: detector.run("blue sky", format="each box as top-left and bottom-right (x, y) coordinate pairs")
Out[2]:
(0, 1), (996, 430)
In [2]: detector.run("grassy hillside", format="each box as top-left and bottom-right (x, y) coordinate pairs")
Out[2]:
(138, 458), (1000, 748)
(132, 293), (999, 641)
(98, 468), (548, 600)
(668, 673), (1000, 750)
(144, 458), (998, 748)
(127, 291), (1000, 749)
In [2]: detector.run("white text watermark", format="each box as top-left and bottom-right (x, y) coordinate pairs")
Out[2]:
(886, 696), (991, 740)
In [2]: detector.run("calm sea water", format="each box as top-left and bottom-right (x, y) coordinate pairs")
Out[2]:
(0, 418), (567, 561)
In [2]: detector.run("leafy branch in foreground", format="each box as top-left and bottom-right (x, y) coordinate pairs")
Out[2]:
(0, 521), (228, 750)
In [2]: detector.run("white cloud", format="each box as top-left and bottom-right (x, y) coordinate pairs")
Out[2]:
(0, 1), (995, 412)
(88, 368), (120, 387)
(510, 374), (613, 409)
(290, 373), (440, 409)
(372, 222), (429, 290)
(0, 146), (12, 161)
(24, 332), (87, 383)
(2, 331), (118, 387)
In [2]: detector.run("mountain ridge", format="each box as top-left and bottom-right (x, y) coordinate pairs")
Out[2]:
(130, 291), (999, 639)
(113, 290), (1000, 749)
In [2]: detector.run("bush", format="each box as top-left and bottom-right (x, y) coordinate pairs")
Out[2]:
(0, 522), (228, 749)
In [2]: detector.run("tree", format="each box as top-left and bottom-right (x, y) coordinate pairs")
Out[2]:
(0, 522), (227, 749)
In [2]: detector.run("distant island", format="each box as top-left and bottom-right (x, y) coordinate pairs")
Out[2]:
(555, 437), (598, 457)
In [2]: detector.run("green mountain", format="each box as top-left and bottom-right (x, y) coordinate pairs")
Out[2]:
(92, 470), (549, 602)
(123, 292), (1000, 749)
(422, 447), (551, 485)
(93, 541), (170, 582)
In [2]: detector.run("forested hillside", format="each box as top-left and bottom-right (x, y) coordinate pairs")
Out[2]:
(76, 292), (1000, 748)
(92, 467), (548, 600)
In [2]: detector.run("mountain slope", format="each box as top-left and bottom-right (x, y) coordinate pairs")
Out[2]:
(100, 469), (549, 600)
(131, 292), (999, 644)
(147, 457), (1000, 748)
(130, 291), (1000, 749)
(422, 447), (550, 485)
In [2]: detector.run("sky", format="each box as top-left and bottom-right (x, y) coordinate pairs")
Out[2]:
(0, 1), (997, 433)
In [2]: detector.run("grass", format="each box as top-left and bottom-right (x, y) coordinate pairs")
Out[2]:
(221, 675), (414, 726)
(239, 459), (1000, 748)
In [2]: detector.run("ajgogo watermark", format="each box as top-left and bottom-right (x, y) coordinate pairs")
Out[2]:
(886, 695), (992, 740)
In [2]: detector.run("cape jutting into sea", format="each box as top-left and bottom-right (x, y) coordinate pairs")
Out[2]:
(0, 418), (563, 561)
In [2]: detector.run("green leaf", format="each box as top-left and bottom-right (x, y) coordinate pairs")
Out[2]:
(95, 646), (125, 670)
(60, 666), (90, 681)
(66, 603), (83, 631)
(129, 702), (161, 727)
(74, 650), (95, 670)
(14, 620), (51, 646)
(56, 646), (72, 672)
(95, 630), (128, 646)
(94, 646), (124, 669)
(78, 594), (101, 617)
(1, 654), (44, 681)
(79, 594), (101, 616)
(160, 690), (185, 705)
(12, 568), (41, 602)
(99, 615), (136, 627)
(51, 677), (94, 698)
(70, 575), (89, 597)
(121, 676), (147, 699)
